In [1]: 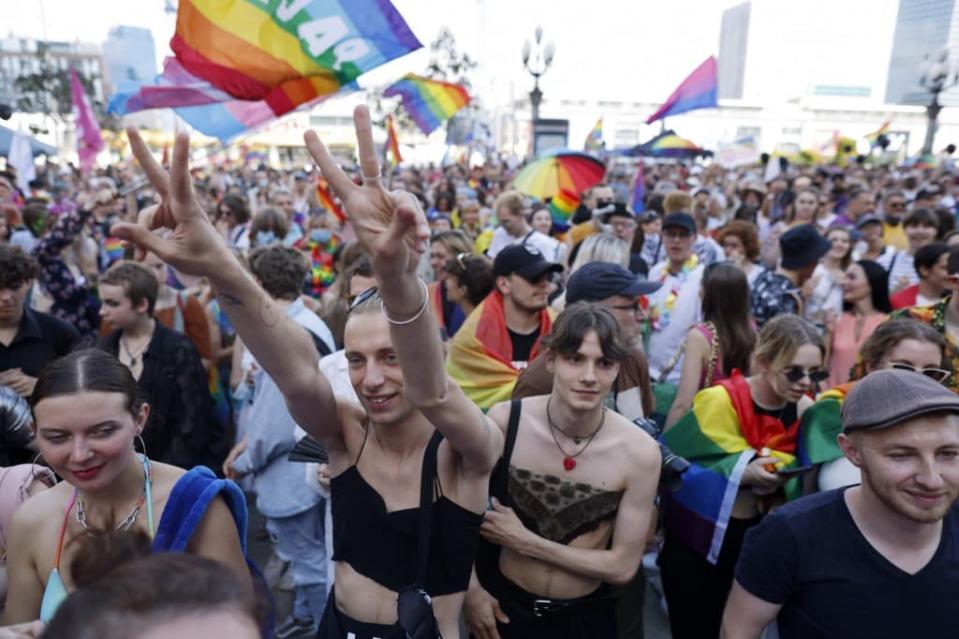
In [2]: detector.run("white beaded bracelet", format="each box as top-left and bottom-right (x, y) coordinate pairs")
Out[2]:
(381, 279), (430, 326)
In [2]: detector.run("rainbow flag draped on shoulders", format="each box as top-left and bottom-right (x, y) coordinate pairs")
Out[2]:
(797, 383), (853, 466)
(447, 292), (553, 411)
(109, 0), (422, 141)
(661, 373), (802, 564)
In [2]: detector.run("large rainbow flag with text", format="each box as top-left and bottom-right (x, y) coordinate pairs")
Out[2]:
(109, 0), (422, 140)
(447, 292), (552, 410)
(661, 374), (802, 563)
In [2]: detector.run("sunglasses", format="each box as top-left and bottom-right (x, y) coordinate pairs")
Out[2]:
(348, 286), (378, 313)
(609, 301), (641, 313)
(887, 362), (951, 383)
(780, 366), (829, 384)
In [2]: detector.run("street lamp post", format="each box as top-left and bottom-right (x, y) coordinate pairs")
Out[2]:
(521, 27), (555, 127)
(919, 49), (959, 157)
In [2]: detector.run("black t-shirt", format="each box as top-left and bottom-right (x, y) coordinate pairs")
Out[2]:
(507, 327), (540, 371)
(0, 308), (79, 378)
(736, 488), (959, 638)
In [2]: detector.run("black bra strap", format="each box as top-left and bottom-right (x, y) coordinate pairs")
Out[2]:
(415, 431), (443, 586)
(497, 399), (523, 497)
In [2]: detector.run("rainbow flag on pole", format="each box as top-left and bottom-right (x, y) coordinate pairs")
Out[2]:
(385, 114), (403, 166)
(383, 74), (471, 135)
(109, 0), (421, 140)
(864, 120), (892, 147)
(584, 117), (604, 152)
(661, 374), (802, 563)
(316, 178), (346, 224)
(646, 56), (718, 124)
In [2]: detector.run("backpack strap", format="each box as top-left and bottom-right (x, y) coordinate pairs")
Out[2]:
(151, 467), (248, 555)
(415, 431), (444, 586)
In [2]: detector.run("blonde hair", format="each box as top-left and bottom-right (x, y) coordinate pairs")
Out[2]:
(570, 233), (629, 273)
(753, 314), (825, 370)
(664, 192), (694, 215)
(494, 190), (525, 217)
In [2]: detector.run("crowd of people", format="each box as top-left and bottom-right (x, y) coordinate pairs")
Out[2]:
(0, 105), (958, 639)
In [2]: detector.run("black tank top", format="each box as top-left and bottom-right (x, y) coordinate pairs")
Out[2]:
(330, 429), (483, 595)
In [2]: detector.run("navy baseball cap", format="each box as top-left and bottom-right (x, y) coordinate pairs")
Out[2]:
(566, 262), (662, 303)
(780, 224), (831, 269)
(493, 244), (563, 279)
(662, 212), (696, 234)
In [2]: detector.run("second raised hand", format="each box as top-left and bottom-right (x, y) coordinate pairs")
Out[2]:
(303, 105), (430, 276)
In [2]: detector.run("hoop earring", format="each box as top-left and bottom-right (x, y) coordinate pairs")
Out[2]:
(134, 434), (148, 458)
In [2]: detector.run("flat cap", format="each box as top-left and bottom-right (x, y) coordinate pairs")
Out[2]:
(842, 369), (959, 433)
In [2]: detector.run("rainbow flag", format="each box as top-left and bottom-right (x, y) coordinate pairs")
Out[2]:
(447, 292), (553, 410)
(798, 384), (852, 466)
(548, 188), (579, 226)
(316, 178), (345, 224)
(864, 120), (891, 147)
(631, 162), (645, 214)
(584, 117), (604, 152)
(307, 238), (338, 297)
(109, 0), (421, 140)
(104, 237), (127, 264)
(661, 373), (802, 563)
(383, 74), (470, 135)
(385, 114), (403, 166)
(646, 56), (718, 124)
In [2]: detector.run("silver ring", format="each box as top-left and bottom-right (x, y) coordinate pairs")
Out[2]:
(361, 174), (381, 185)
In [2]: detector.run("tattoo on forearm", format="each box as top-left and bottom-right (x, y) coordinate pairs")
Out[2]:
(259, 298), (281, 328)
(219, 292), (245, 307)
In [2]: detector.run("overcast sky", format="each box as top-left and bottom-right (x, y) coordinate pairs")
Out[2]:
(4, 0), (902, 109)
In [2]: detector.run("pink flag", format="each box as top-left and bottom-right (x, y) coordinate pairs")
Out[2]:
(70, 68), (103, 171)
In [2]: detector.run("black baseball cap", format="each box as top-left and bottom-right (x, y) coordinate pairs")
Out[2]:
(493, 244), (563, 279)
(843, 369), (959, 432)
(662, 212), (696, 234)
(779, 224), (831, 269)
(603, 202), (635, 220)
(566, 262), (662, 303)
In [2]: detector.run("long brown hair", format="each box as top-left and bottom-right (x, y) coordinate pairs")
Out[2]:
(701, 262), (755, 374)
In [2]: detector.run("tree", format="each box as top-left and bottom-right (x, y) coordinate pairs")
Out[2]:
(14, 42), (101, 118)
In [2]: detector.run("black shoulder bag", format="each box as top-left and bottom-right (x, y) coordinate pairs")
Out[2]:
(397, 431), (444, 639)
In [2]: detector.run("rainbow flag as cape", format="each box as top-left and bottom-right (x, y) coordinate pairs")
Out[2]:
(447, 292), (553, 410)
(631, 162), (645, 214)
(109, 0), (421, 140)
(385, 114), (403, 166)
(383, 74), (470, 135)
(661, 374), (802, 564)
(798, 384), (852, 466)
(548, 188), (579, 226)
(316, 178), (346, 223)
(646, 56), (718, 124)
(584, 117), (604, 152)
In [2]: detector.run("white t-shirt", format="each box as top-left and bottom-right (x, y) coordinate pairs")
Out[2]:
(645, 261), (705, 383)
(877, 249), (917, 294)
(487, 226), (566, 264)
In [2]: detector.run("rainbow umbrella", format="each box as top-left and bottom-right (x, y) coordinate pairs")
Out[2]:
(625, 130), (706, 159)
(512, 150), (606, 199)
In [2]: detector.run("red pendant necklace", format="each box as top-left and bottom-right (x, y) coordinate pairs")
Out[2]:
(545, 397), (607, 471)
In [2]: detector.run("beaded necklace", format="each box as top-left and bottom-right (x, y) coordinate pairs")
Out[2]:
(650, 254), (699, 331)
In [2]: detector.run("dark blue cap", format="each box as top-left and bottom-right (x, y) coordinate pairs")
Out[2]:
(566, 262), (662, 303)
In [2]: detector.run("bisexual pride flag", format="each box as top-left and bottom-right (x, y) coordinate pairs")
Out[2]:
(646, 56), (718, 124)
(109, 0), (422, 141)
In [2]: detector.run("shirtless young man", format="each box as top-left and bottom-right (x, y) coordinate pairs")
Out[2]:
(112, 107), (502, 639)
(465, 303), (661, 638)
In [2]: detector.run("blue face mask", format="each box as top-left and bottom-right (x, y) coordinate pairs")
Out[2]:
(256, 230), (276, 246)
(310, 229), (332, 244)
